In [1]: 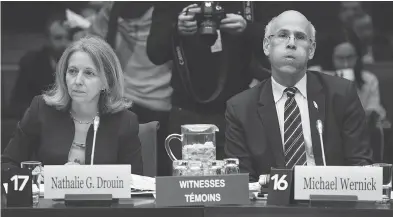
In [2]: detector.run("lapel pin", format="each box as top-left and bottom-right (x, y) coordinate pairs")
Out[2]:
(313, 101), (318, 110)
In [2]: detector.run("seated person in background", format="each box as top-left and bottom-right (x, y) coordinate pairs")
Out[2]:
(307, 1), (365, 72)
(225, 10), (373, 182)
(352, 13), (393, 63)
(318, 27), (387, 124)
(8, 12), (71, 119)
(338, 1), (365, 29)
(2, 36), (143, 175)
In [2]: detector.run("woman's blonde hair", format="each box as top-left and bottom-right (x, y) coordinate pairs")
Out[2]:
(43, 35), (131, 114)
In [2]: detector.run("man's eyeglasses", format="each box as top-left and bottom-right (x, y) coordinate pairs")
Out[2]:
(267, 32), (313, 45)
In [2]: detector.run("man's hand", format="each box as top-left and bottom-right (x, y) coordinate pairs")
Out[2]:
(178, 4), (201, 36)
(220, 13), (247, 35)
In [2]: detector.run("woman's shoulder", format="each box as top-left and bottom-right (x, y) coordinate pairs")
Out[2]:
(119, 109), (138, 121)
(106, 109), (139, 126)
(31, 95), (58, 112)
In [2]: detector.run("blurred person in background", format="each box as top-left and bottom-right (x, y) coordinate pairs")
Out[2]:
(68, 1), (108, 41)
(318, 27), (387, 124)
(8, 11), (71, 119)
(338, 1), (364, 28)
(352, 13), (393, 63)
(89, 2), (173, 176)
(2, 36), (143, 175)
(309, 1), (365, 72)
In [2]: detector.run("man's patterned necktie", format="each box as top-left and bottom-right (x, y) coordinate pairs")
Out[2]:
(283, 87), (307, 168)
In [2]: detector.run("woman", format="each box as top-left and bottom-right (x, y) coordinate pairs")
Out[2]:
(318, 28), (387, 123)
(2, 36), (143, 175)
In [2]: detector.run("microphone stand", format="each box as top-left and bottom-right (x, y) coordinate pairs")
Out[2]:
(91, 116), (100, 165)
(316, 120), (326, 166)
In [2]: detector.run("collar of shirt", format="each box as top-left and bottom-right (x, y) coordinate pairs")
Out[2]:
(271, 73), (308, 104)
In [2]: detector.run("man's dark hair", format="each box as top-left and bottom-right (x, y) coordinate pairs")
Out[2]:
(44, 11), (67, 35)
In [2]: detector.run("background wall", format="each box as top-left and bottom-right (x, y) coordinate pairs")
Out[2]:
(2, 1), (393, 33)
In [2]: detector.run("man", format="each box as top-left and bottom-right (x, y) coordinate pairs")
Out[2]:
(225, 10), (373, 182)
(89, 2), (173, 176)
(147, 2), (273, 159)
(352, 14), (393, 63)
(8, 12), (71, 119)
(339, 1), (364, 28)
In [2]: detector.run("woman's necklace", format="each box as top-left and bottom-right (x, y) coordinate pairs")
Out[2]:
(69, 111), (98, 125)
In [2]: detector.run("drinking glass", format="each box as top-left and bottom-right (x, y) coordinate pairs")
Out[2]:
(371, 163), (393, 203)
(223, 158), (240, 174)
(173, 160), (189, 176)
(186, 161), (203, 176)
(207, 160), (224, 175)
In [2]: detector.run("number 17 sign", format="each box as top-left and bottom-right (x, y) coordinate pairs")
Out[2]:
(1, 166), (33, 207)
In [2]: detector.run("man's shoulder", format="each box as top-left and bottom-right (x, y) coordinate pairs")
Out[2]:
(309, 70), (352, 94)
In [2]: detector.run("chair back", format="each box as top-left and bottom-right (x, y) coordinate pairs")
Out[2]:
(138, 121), (159, 177)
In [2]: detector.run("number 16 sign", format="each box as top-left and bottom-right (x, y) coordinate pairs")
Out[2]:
(267, 168), (294, 206)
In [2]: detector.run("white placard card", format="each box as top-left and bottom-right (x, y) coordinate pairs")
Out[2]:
(44, 165), (131, 199)
(294, 166), (382, 201)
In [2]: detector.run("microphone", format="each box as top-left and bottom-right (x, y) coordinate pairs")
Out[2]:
(316, 120), (326, 166)
(313, 101), (326, 166)
(90, 116), (100, 165)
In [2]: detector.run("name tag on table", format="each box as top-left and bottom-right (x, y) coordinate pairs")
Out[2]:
(44, 165), (131, 199)
(156, 174), (249, 207)
(294, 166), (382, 201)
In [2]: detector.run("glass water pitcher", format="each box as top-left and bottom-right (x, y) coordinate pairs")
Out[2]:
(165, 124), (219, 171)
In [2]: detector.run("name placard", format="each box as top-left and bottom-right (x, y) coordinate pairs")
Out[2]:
(294, 166), (382, 201)
(156, 174), (249, 207)
(44, 165), (131, 199)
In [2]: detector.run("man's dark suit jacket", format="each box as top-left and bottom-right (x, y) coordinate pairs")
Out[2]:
(2, 96), (143, 175)
(8, 47), (57, 119)
(225, 71), (373, 182)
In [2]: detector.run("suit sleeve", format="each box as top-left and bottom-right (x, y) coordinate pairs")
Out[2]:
(118, 112), (143, 175)
(146, 3), (177, 65)
(342, 82), (373, 165)
(2, 96), (41, 168)
(225, 101), (257, 182)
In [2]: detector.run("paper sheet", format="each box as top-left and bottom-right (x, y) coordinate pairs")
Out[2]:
(130, 174), (155, 191)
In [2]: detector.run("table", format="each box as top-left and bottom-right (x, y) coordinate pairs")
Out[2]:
(2, 197), (204, 217)
(205, 200), (393, 217)
(2, 197), (392, 217)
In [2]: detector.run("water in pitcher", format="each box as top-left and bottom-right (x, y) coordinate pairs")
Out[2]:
(182, 133), (216, 173)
